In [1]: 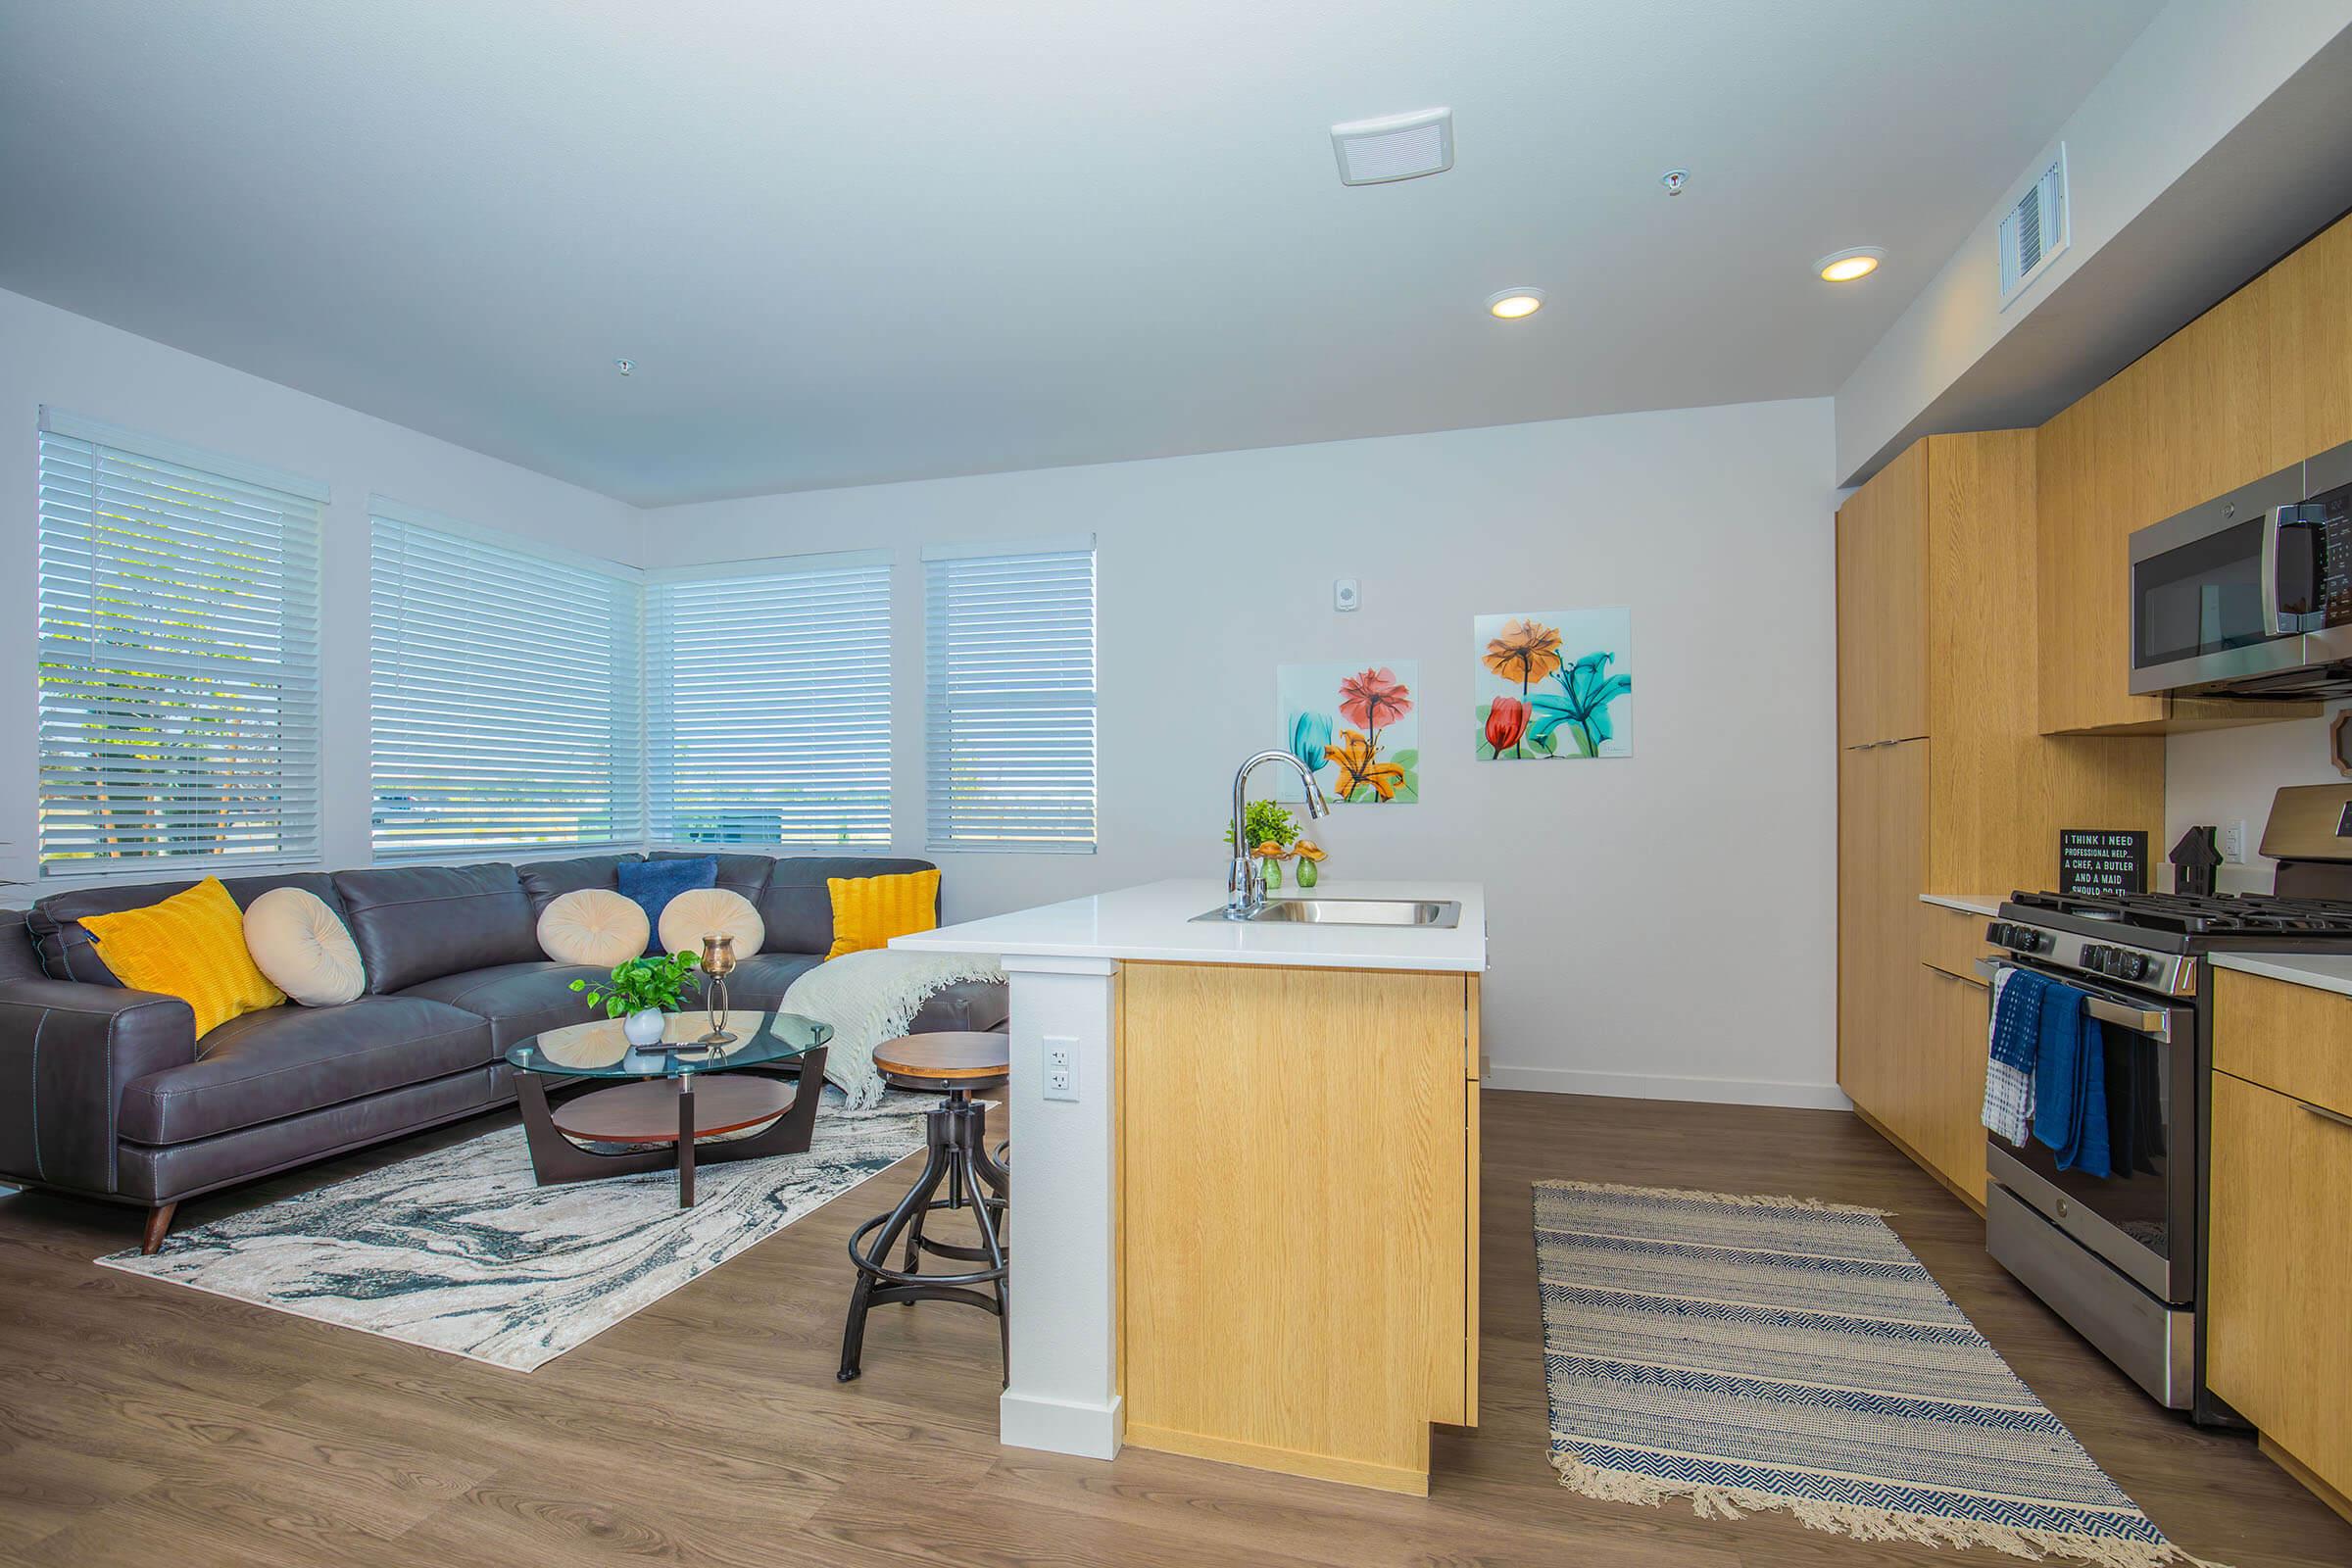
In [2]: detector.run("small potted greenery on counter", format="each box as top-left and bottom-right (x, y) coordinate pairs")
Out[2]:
(1221, 800), (1326, 888)
(571, 952), (703, 1046)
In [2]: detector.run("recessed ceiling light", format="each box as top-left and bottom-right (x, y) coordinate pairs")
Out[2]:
(1815, 248), (1885, 283)
(1486, 288), (1545, 319)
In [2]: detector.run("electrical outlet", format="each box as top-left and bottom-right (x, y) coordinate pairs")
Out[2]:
(2222, 819), (2247, 864)
(1043, 1036), (1079, 1102)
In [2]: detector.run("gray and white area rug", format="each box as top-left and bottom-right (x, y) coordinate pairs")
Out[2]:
(98, 1090), (931, 1371)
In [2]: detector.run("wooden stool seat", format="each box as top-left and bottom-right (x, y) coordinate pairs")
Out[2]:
(875, 1030), (1009, 1091)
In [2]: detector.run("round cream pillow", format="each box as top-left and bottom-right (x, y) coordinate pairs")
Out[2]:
(243, 887), (366, 1006)
(538, 888), (652, 968)
(658, 887), (764, 958)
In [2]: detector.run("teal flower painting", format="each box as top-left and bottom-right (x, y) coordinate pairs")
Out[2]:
(1474, 609), (1632, 760)
(1276, 661), (1419, 804)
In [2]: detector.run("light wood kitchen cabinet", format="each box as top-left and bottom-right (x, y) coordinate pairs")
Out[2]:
(2271, 210), (2352, 461)
(1837, 429), (2164, 1207)
(1836, 440), (1928, 749)
(2207, 968), (2352, 1513)
(1918, 902), (1993, 983)
(2034, 210), (2352, 736)
(1915, 964), (1992, 1206)
(1838, 740), (1926, 1135)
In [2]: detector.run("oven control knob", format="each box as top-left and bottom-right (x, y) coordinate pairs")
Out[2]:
(2024, 930), (2050, 954)
(2125, 954), (2151, 981)
(2082, 944), (2107, 969)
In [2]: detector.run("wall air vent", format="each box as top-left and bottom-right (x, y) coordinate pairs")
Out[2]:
(1998, 144), (2070, 310)
(1330, 108), (1453, 185)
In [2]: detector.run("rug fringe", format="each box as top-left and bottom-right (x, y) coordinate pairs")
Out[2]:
(1547, 1453), (2228, 1568)
(1534, 1177), (1894, 1217)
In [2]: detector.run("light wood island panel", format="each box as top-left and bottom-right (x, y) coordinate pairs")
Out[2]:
(1117, 961), (1478, 1494)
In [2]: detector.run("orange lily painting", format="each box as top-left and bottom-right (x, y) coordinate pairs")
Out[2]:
(1276, 661), (1419, 805)
(1475, 608), (1632, 760)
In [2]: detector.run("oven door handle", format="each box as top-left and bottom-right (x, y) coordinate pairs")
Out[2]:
(1974, 957), (2175, 1042)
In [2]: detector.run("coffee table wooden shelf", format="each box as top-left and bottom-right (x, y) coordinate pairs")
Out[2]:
(504, 1009), (832, 1207)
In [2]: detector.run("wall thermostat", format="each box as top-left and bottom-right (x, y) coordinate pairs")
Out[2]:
(1333, 577), (1360, 612)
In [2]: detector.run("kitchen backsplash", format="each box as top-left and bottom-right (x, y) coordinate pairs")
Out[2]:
(2166, 702), (2351, 894)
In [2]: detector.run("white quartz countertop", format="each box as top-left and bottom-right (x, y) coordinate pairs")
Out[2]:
(2209, 952), (2352, 1000)
(1920, 893), (2006, 918)
(891, 879), (1488, 972)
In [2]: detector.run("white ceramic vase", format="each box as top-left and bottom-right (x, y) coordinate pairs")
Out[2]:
(623, 1007), (667, 1047)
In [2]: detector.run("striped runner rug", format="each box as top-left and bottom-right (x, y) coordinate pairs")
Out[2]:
(1536, 1181), (2219, 1568)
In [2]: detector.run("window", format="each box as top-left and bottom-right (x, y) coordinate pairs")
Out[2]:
(646, 552), (892, 848)
(923, 538), (1097, 851)
(368, 502), (644, 857)
(35, 410), (324, 873)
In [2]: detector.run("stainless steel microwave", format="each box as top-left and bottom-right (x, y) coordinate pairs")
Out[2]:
(2129, 439), (2352, 698)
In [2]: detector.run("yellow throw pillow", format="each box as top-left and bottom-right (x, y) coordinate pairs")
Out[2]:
(77, 876), (287, 1038)
(825, 869), (941, 959)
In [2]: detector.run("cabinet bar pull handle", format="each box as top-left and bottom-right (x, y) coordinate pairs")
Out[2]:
(2300, 1101), (2352, 1131)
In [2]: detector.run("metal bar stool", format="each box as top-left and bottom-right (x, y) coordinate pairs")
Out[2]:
(837, 1031), (1010, 1383)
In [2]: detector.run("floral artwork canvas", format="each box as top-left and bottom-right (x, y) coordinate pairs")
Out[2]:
(1476, 609), (1632, 760)
(1276, 662), (1419, 805)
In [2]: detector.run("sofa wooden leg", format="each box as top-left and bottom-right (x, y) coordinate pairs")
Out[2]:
(141, 1202), (177, 1255)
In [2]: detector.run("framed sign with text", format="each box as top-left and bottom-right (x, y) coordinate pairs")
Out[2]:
(2059, 829), (2149, 898)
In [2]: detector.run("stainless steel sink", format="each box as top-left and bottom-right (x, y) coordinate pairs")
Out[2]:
(1193, 898), (1461, 929)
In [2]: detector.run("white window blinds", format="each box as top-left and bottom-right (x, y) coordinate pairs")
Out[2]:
(923, 539), (1097, 852)
(35, 412), (324, 872)
(369, 504), (644, 857)
(646, 552), (892, 848)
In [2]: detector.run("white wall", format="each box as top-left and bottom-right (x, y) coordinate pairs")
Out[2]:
(0, 287), (644, 887)
(647, 399), (1844, 1107)
(1834, 0), (2352, 482)
(2167, 708), (2350, 895)
(1, 286), (1840, 1105)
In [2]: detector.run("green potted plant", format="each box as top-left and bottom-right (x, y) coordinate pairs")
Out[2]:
(571, 952), (704, 1047)
(1223, 800), (1302, 888)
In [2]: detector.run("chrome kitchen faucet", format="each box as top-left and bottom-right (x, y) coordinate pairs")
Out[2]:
(1226, 751), (1331, 918)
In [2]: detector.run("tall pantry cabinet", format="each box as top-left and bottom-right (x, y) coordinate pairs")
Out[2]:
(1835, 431), (2165, 1205)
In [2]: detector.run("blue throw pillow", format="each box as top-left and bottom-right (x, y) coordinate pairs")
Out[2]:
(616, 858), (717, 955)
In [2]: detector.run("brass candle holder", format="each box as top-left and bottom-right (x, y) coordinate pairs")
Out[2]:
(695, 934), (738, 1048)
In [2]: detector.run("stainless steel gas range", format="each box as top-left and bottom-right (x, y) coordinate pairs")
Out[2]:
(1980, 783), (2352, 1423)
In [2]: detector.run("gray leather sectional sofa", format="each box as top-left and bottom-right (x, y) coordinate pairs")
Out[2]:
(0, 851), (1004, 1252)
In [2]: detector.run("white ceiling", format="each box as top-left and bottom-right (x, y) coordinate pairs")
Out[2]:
(0, 0), (2164, 506)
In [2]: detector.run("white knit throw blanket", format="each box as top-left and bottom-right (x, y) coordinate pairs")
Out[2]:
(780, 949), (1007, 1108)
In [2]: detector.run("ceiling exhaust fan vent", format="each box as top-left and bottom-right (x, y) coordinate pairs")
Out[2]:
(1998, 144), (2070, 310)
(1331, 108), (1453, 185)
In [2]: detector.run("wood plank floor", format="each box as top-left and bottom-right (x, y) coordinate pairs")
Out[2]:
(1, 1091), (2346, 1567)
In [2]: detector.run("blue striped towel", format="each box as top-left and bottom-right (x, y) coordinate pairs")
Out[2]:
(1982, 967), (2041, 1146)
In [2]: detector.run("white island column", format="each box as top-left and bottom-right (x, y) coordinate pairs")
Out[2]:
(996, 953), (1123, 1459)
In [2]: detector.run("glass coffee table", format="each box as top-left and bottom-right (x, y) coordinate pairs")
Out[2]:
(504, 1009), (832, 1207)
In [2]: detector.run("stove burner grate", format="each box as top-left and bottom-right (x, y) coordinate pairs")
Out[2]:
(2006, 889), (2352, 937)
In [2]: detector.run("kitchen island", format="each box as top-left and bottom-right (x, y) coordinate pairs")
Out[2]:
(891, 879), (1486, 1494)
